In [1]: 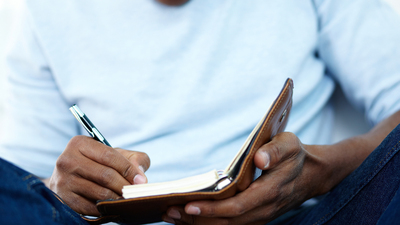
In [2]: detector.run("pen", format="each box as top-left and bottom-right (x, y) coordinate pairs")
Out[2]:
(69, 104), (112, 147)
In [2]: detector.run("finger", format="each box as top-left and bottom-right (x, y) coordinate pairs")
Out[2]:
(164, 206), (230, 225)
(181, 172), (289, 218)
(116, 148), (150, 184)
(182, 183), (268, 218)
(254, 132), (302, 170)
(57, 149), (131, 195)
(69, 174), (120, 201)
(164, 175), (295, 225)
(67, 136), (145, 185)
(165, 205), (274, 225)
(116, 148), (151, 172)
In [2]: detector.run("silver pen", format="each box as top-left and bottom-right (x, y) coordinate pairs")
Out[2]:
(69, 104), (111, 147)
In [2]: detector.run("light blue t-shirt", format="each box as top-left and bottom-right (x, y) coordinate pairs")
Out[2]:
(1, 0), (400, 185)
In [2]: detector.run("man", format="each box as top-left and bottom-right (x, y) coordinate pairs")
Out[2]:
(1, 0), (400, 224)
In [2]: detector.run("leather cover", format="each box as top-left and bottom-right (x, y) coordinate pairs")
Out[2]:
(84, 78), (294, 224)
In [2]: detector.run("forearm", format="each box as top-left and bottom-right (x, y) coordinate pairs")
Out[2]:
(308, 110), (400, 195)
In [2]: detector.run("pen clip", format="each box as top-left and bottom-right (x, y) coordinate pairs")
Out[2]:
(69, 104), (111, 147)
(70, 105), (91, 134)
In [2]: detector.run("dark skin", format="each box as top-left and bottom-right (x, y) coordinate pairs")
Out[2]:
(44, 136), (150, 216)
(162, 110), (400, 224)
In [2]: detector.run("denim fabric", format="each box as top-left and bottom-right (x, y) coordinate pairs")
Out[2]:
(376, 184), (400, 225)
(285, 123), (400, 225)
(0, 158), (88, 225)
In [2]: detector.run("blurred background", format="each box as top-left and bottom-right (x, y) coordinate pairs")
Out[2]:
(0, 0), (399, 143)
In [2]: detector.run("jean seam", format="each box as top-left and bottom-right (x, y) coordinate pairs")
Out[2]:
(51, 191), (88, 224)
(312, 140), (400, 225)
(24, 174), (86, 224)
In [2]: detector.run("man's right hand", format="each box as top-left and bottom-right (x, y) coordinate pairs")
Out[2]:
(48, 135), (151, 216)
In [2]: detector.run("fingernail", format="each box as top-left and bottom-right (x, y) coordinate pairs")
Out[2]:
(133, 174), (146, 184)
(261, 151), (270, 169)
(186, 205), (201, 215)
(139, 165), (145, 173)
(168, 208), (181, 219)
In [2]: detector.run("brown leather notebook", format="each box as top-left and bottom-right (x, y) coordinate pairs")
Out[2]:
(84, 78), (294, 224)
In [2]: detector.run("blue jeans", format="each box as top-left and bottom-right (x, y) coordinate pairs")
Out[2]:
(0, 158), (88, 225)
(276, 123), (400, 225)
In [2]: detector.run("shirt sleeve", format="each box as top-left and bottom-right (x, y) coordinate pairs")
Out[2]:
(314, 0), (400, 125)
(0, 4), (78, 178)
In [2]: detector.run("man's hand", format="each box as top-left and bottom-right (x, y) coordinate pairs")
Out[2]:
(162, 132), (327, 224)
(162, 110), (400, 224)
(48, 135), (150, 216)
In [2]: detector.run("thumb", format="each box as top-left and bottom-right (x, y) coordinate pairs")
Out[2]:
(254, 132), (301, 170)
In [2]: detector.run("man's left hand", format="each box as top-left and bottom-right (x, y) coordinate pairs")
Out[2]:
(162, 132), (329, 225)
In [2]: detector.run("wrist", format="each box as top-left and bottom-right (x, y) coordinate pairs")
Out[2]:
(301, 143), (358, 197)
(304, 137), (375, 197)
(301, 144), (334, 197)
